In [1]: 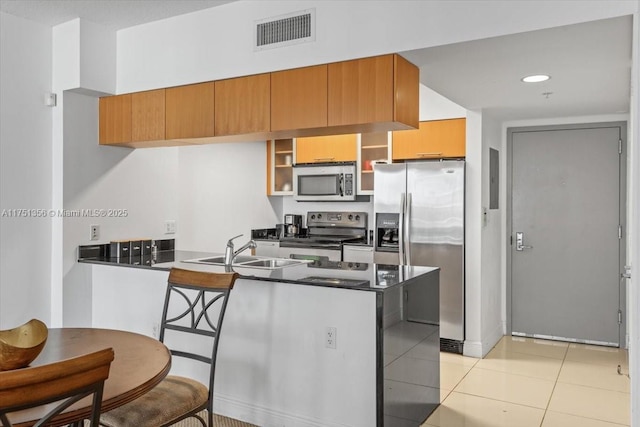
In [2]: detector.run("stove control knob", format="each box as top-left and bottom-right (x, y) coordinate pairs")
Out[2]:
(355, 215), (360, 221)
(348, 214), (353, 220)
(318, 214), (322, 219)
(310, 214), (316, 220)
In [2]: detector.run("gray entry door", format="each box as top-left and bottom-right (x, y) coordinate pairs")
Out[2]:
(510, 125), (623, 346)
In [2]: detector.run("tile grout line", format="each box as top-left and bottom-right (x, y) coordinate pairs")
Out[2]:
(538, 341), (570, 426)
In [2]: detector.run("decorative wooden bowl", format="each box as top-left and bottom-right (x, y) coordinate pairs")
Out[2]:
(0, 319), (48, 370)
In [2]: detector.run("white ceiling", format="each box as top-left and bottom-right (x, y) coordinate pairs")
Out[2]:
(0, 2), (632, 122)
(0, 0), (236, 30)
(402, 15), (633, 121)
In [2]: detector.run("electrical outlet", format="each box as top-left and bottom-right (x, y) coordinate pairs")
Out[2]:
(165, 220), (176, 234)
(326, 326), (337, 349)
(90, 225), (100, 241)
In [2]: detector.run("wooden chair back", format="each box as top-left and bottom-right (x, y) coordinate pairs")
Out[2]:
(158, 268), (239, 426)
(167, 268), (239, 290)
(0, 347), (115, 427)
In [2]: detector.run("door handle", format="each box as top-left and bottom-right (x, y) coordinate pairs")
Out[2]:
(399, 193), (406, 265)
(515, 232), (533, 251)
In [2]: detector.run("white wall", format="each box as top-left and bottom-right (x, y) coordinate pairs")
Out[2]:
(463, 111), (483, 357)
(176, 142), (281, 252)
(62, 91), (179, 326)
(115, 1), (638, 93)
(480, 114), (504, 352)
(419, 85), (467, 121)
(0, 12), (53, 328)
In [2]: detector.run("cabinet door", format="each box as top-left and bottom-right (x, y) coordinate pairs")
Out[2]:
(393, 54), (420, 129)
(215, 73), (270, 136)
(271, 65), (327, 131)
(392, 118), (466, 160)
(391, 124), (422, 160)
(99, 94), (132, 145)
(328, 55), (394, 126)
(131, 89), (165, 142)
(166, 82), (215, 139)
(296, 134), (357, 164)
(425, 118), (466, 157)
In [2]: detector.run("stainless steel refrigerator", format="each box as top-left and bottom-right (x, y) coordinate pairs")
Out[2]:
(374, 160), (465, 353)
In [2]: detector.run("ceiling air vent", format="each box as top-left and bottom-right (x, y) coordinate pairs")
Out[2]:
(255, 9), (315, 51)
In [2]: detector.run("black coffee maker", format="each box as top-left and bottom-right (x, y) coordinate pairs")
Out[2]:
(284, 214), (302, 237)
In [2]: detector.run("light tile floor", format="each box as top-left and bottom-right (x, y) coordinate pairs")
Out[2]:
(423, 336), (630, 427)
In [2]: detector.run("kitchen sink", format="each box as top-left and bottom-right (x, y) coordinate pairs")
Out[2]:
(241, 259), (303, 269)
(182, 256), (308, 270)
(188, 255), (259, 265)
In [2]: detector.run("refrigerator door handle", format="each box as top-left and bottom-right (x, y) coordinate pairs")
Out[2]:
(399, 193), (406, 265)
(405, 193), (412, 263)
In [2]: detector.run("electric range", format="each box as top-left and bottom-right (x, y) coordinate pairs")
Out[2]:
(279, 211), (368, 261)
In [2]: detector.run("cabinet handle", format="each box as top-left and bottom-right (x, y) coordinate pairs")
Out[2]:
(417, 152), (443, 157)
(314, 157), (335, 162)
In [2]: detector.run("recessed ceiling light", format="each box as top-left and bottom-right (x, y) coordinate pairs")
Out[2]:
(521, 74), (550, 83)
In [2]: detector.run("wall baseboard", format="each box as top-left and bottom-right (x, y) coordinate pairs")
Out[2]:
(213, 392), (351, 427)
(464, 322), (504, 358)
(462, 339), (482, 358)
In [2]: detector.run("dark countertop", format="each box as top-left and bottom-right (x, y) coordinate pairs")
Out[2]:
(79, 250), (437, 292)
(253, 236), (374, 247)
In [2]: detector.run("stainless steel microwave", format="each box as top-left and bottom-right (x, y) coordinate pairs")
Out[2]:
(293, 162), (357, 202)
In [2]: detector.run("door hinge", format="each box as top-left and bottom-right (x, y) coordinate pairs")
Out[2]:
(618, 310), (622, 325)
(618, 225), (622, 239)
(619, 139), (622, 154)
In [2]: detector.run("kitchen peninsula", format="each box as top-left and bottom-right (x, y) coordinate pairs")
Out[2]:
(79, 251), (440, 427)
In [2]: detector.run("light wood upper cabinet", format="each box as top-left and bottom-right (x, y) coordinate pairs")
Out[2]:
(166, 82), (215, 139)
(271, 65), (328, 132)
(99, 94), (132, 145)
(392, 118), (466, 160)
(328, 54), (418, 130)
(215, 73), (270, 136)
(296, 134), (357, 164)
(99, 53), (419, 148)
(131, 89), (165, 142)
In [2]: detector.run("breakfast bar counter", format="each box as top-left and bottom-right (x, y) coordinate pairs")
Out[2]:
(79, 249), (435, 293)
(79, 252), (440, 426)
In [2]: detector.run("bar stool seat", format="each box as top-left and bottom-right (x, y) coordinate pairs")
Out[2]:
(100, 376), (207, 427)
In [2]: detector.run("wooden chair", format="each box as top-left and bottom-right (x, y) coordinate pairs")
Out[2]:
(100, 268), (239, 427)
(0, 347), (115, 427)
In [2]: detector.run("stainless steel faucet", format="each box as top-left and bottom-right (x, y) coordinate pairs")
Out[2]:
(224, 234), (257, 266)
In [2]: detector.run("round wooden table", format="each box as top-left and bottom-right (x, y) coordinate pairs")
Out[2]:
(8, 328), (171, 427)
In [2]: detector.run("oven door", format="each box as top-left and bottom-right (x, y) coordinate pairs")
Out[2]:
(279, 245), (342, 262)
